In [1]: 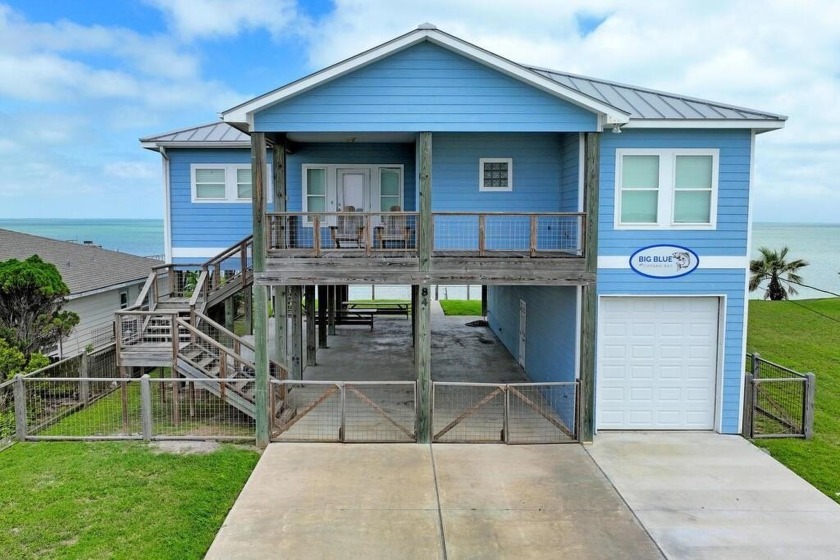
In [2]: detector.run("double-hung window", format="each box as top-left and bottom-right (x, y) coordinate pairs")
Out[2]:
(191, 164), (268, 203)
(616, 149), (718, 229)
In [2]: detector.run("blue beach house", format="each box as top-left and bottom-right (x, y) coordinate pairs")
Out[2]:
(140, 24), (785, 445)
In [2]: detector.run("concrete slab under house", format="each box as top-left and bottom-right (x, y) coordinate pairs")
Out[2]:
(133, 23), (786, 446)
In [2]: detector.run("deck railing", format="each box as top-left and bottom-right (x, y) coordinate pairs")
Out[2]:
(265, 211), (584, 258)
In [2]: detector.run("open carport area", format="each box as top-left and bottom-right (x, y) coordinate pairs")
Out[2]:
(268, 304), (577, 444)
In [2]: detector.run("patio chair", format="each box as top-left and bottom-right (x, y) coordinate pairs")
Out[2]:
(375, 206), (413, 249)
(330, 206), (366, 248)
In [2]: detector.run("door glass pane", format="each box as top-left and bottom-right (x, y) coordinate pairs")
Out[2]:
(306, 168), (326, 195)
(675, 156), (713, 189)
(622, 155), (659, 189)
(621, 191), (658, 223)
(307, 196), (325, 212)
(674, 191), (711, 223)
(381, 168), (400, 196)
(236, 168), (252, 199)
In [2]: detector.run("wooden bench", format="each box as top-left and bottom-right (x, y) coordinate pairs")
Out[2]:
(315, 309), (375, 330)
(343, 302), (411, 318)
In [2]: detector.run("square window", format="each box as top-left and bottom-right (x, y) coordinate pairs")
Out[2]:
(479, 158), (513, 191)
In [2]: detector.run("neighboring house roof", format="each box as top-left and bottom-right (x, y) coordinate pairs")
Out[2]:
(140, 122), (250, 150)
(0, 229), (158, 298)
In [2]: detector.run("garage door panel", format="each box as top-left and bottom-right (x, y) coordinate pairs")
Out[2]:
(598, 297), (719, 431)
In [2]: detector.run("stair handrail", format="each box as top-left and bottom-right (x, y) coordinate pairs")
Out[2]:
(188, 269), (209, 315)
(127, 271), (157, 311)
(201, 235), (254, 292)
(175, 317), (254, 367)
(192, 310), (288, 380)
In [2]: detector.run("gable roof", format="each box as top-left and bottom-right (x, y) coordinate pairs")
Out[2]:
(140, 122), (250, 150)
(529, 67), (786, 128)
(0, 229), (159, 298)
(222, 24), (632, 130)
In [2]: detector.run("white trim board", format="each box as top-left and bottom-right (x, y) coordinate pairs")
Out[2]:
(597, 255), (748, 269)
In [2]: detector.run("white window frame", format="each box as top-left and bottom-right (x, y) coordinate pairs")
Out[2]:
(615, 149), (718, 230)
(190, 164), (272, 204)
(301, 164), (405, 226)
(479, 157), (513, 192)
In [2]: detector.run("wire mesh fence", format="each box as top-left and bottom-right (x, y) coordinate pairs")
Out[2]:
(744, 353), (814, 439)
(432, 381), (578, 443)
(271, 380), (416, 442)
(14, 375), (256, 441)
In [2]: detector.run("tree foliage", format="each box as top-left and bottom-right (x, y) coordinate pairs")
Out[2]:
(749, 246), (809, 301)
(0, 255), (80, 360)
(0, 338), (49, 380)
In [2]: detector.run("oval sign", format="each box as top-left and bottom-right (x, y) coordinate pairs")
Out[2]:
(629, 244), (699, 279)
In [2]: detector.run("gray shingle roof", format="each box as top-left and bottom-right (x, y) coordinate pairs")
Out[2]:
(0, 229), (159, 296)
(527, 67), (786, 122)
(140, 122), (250, 148)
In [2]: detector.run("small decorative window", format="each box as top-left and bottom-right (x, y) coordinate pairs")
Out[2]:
(119, 290), (129, 309)
(479, 158), (513, 192)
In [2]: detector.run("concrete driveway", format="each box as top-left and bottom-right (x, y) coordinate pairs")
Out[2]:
(205, 443), (661, 559)
(587, 432), (840, 560)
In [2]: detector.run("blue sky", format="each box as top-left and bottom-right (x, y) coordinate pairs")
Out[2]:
(1, 0), (839, 222)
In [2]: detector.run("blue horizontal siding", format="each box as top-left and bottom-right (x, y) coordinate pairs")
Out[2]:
(488, 285), (579, 426)
(597, 268), (747, 433)
(255, 42), (598, 133)
(169, 149), (258, 252)
(598, 128), (753, 257)
(431, 133), (564, 211)
(560, 134), (581, 212)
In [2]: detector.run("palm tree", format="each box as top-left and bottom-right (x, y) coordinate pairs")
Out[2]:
(749, 246), (809, 300)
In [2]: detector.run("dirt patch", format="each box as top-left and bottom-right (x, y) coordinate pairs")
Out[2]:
(150, 441), (221, 454)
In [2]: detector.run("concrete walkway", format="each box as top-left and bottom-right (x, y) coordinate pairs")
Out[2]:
(205, 443), (662, 559)
(587, 432), (840, 559)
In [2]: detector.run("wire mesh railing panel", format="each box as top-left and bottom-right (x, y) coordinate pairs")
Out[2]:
(535, 215), (583, 254)
(0, 380), (16, 443)
(507, 383), (577, 443)
(149, 378), (256, 440)
(752, 378), (806, 437)
(432, 383), (505, 443)
(432, 215), (480, 252)
(344, 383), (416, 442)
(272, 381), (342, 441)
(24, 378), (142, 439)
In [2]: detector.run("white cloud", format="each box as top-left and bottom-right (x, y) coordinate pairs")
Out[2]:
(103, 161), (159, 180)
(144, 0), (305, 40)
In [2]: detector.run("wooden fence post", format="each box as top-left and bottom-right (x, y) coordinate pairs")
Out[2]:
(140, 374), (153, 442)
(14, 375), (27, 441)
(752, 352), (761, 378)
(804, 372), (815, 440)
(79, 351), (90, 407)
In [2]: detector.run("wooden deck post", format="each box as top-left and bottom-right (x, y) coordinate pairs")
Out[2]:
(579, 132), (600, 443)
(305, 285), (316, 366)
(481, 285), (488, 317)
(416, 132), (433, 443)
(289, 285), (303, 380)
(274, 286), (288, 367)
(251, 131), (270, 448)
(244, 285), (253, 335)
(328, 285), (337, 336)
(224, 297), (235, 331)
(317, 285), (328, 348)
(272, 138), (288, 370)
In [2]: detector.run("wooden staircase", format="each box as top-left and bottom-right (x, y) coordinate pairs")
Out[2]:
(114, 236), (286, 420)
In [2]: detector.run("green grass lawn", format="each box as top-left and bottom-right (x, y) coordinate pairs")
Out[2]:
(0, 441), (259, 559)
(747, 298), (840, 503)
(439, 299), (483, 316)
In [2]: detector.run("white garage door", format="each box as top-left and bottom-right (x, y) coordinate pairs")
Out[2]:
(597, 297), (719, 430)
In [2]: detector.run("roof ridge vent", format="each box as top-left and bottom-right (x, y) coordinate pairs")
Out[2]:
(417, 23), (437, 30)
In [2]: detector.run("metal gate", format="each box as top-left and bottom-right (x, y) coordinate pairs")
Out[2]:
(271, 380), (416, 442)
(432, 381), (578, 443)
